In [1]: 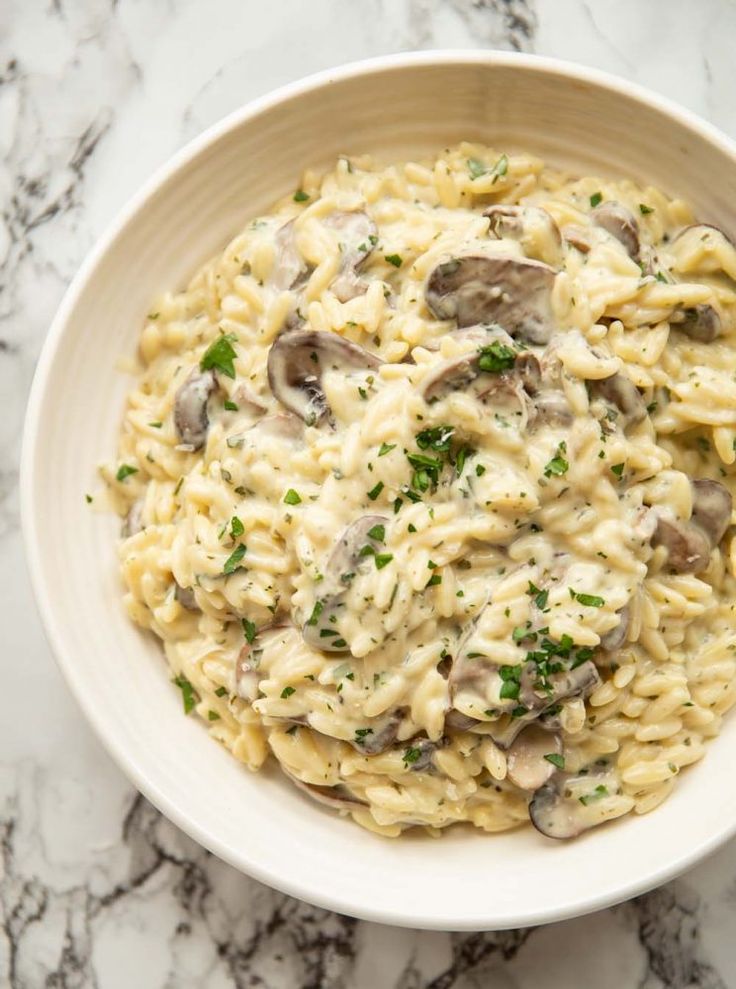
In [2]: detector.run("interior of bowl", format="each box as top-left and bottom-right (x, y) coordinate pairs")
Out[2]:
(23, 52), (736, 930)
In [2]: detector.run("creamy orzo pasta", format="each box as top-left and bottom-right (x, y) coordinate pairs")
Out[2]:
(108, 144), (736, 838)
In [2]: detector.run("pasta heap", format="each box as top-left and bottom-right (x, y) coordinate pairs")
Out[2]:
(108, 144), (736, 838)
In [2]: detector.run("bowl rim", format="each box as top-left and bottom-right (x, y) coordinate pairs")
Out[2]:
(20, 49), (736, 930)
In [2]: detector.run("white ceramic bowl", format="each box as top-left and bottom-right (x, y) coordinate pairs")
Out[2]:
(22, 51), (736, 931)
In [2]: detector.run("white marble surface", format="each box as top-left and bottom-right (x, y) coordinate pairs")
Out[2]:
(4, 1), (736, 985)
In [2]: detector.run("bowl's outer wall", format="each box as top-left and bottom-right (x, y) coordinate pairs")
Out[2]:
(22, 54), (736, 930)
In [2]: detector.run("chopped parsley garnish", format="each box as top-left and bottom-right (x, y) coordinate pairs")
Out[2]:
(242, 618), (257, 644)
(378, 442), (396, 457)
(374, 553), (393, 570)
(355, 727), (373, 741)
(222, 544), (247, 574)
(571, 591), (605, 608)
(579, 784), (609, 805)
(224, 399), (239, 411)
(527, 582), (549, 610)
(367, 523), (385, 541)
(173, 674), (198, 714)
(416, 425), (454, 452)
(207, 710), (220, 721)
(544, 753), (565, 770)
(475, 464), (486, 477)
(426, 573), (442, 587)
(367, 481), (384, 501)
(293, 189), (309, 202)
(467, 157), (487, 179)
(590, 191), (603, 207)
(214, 686), (228, 698)
(200, 332), (238, 379)
(85, 494), (93, 504)
(610, 463), (625, 477)
(544, 442), (569, 478)
(639, 203), (654, 214)
(280, 686), (296, 699)
(284, 488), (302, 505)
(230, 516), (244, 537)
(149, 421), (162, 428)
(402, 747), (422, 765)
(307, 600), (324, 626)
(477, 340), (516, 373)
(385, 254), (403, 268)
(116, 464), (138, 482)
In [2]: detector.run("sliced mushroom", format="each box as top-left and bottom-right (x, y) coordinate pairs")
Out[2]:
(529, 771), (620, 839)
(506, 726), (561, 791)
(589, 371), (647, 428)
(121, 500), (144, 538)
(271, 219), (309, 292)
(653, 478), (732, 573)
(669, 304), (721, 343)
(563, 224), (593, 254)
(425, 255), (557, 344)
(671, 224), (736, 281)
(284, 769), (366, 812)
(484, 204), (563, 266)
(404, 737), (441, 772)
(591, 201), (640, 259)
(174, 583), (198, 612)
(691, 478), (732, 544)
(350, 710), (404, 755)
(444, 709), (481, 732)
(231, 383), (268, 415)
(599, 605), (630, 651)
(324, 210), (377, 302)
(302, 515), (389, 653)
(267, 330), (381, 425)
(174, 368), (217, 450)
(421, 346), (540, 405)
(529, 391), (574, 428)
(251, 412), (303, 441)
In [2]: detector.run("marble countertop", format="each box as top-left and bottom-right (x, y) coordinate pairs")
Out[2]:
(4, 1), (736, 985)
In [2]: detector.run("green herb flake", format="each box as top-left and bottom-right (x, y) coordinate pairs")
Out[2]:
(222, 543), (247, 575)
(385, 254), (403, 268)
(544, 444), (569, 478)
(610, 463), (625, 477)
(374, 553), (394, 570)
(573, 591), (605, 608)
(230, 515), (245, 538)
(579, 784), (609, 805)
(467, 157), (488, 179)
(590, 191), (603, 207)
(200, 332), (238, 379)
(367, 523), (385, 542)
(426, 573), (442, 587)
(214, 686), (228, 698)
(544, 753), (565, 770)
(85, 494), (93, 504)
(639, 203), (654, 214)
(207, 710), (220, 721)
(284, 488), (302, 505)
(475, 464), (486, 477)
(367, 481), (384, 501)
(242, 618), (257, 644)
(116, 464), (138, 482)
(307, 600), (324, 626)
(293, 189), (309, 202)
(402, 746), (422, 765)
(173, 674), (198, 714)
(280, 686), (296, 699)
(148, 421), (162, 428)
(378, 442), (396, 457)
(477, 340), (516, 373)
(224, 399), (239, 411)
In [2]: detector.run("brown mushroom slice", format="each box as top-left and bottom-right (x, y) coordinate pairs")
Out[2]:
(529, 391), (574, 429)
(652, 478), (732, 573)
(669, 304), (721, 343)
(403, 736), (441, 773)
(324, 210), (377, 302)
(421, 346), (540, 405)
(271, 219), (309, 292)
(267, 330), (381, 425)
(484, 204), (563, 266)
(174, 368), (218, 450)
(444, 709), (481, 732)
(563, 224), (593, 254)
(591, 201), (640, 259)
(671, 224), (736, 281)
(691, 478), (732, 544)
(529, 771), (621, 839)
(589, 371), (647, 428)
(425, 255), (557, 344)
(350, 710), (404, 755)
(599, 605), (630, 651)
(284, 769), (367, 812)
(302, 514), (389, 653)
(121, 500), (144, 538)
(507, 726), (561, 791)
(174, 583), (198, 612)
